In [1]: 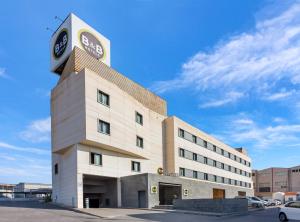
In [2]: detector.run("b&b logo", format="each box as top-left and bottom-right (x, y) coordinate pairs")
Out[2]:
(79, 30), (105, 60)
(53, 29), (68, 59)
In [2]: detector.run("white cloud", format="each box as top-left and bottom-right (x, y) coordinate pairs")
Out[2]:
(0, 67), (8, 78)
(0, 142), (48, 155)
(19, 117), (51, 143)
(199, 91), (243, 108)
(218, 116), (300, 150)
(151, 3), (300, 105)
(263, 89), (295, 101)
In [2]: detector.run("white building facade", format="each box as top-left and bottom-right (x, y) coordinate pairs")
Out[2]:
(51, 14), (253, 209)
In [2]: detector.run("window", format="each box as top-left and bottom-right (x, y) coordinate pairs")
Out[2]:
(234, 155), (237, 161)
(193, 153), (197, 161)
(213, 175), (217, 182)
(98, 120), (110, 135)
(221, 149), (224, 155)
(179, 168), (185, 176)
(221, 163), (225, 169)
(136, 136), (144, 148)
(204, 157), (208, 164)
(228, 179), (232, 184)
(90, 152), (102, 166)
(204, 173), (208, 180)
(131, 161), (141, 172)
(221, 177), (225, 183)
(54, 164), (58, 175)
(203, 140), (208, 148)
(286, 202), (300, 208)
(213, 160), (217, 167)
(179, 148), (185, 157)
(193, 171), (198, 179)
(210, 145), (215, 152)
(228, 166), (231, 171)
(252, 173), (255, 177)
(97, 90), (109, 106)
(135, 112), (143, 125)
(192, 135), (197, 143)
(178, 128), (184, 138)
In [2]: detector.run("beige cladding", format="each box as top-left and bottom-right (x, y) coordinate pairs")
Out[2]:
(164, 116), (252, 185)
(51, 47), (254, 207)
(59, 46), (167, 116)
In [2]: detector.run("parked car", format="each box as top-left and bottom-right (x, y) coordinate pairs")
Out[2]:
(279, 201), (300, 221)
(275, 199), (283, 205)
(266, 199), (276, 206)
(236, 196), (264, 208)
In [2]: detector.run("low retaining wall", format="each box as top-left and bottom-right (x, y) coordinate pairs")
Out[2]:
(174, 198), (248, 213)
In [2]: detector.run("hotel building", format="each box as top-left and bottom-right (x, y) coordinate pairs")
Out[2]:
(51, 14), (253, 208)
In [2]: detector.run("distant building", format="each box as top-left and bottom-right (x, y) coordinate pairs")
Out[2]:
(14, 183), (52, 198)
(252, 165), (300, 199)
(0, 183), (15, 198)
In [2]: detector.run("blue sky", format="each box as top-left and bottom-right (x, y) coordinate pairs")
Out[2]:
(0, 0), (300, 184)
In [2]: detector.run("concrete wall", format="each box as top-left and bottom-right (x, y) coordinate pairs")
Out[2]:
(174, 198), (248, 213)
(52, 145), (78, 207)
(121, 174), (148, 208)
(121, 173), (253, 208)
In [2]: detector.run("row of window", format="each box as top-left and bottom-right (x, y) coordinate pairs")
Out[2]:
(97, 90), (144, 148)
(97, 90), (144, 124)
(179, 167), (251, 188)
(90, 152), (141, 172)
(98, 119), (144, 148)
(178, 128), (251, 167)
(179, 148), (251, 178)
(292, 169), (300, 173)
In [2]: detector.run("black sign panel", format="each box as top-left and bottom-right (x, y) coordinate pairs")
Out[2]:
(53, 29), (68, 59)
(79, 31), (104, 60)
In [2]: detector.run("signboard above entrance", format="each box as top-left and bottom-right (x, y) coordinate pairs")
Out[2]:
(50, 13), (111, 74)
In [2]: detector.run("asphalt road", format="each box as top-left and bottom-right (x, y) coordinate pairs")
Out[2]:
(0, 200), (295, 222)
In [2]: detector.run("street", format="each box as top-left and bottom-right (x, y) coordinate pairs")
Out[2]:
(0, 201), (297, 222)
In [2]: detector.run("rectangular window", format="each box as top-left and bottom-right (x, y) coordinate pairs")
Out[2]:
(90, 152), (102, 166)
(213, 145), (216, 152)
(98, 120), (110, 135)
(213, 160), (217, 167)
(204, 173), (208, 180)
(54, 163), (58, 175)
(179, 148), (185, 157)
(97, 90), (110, 106)
(131, 161), (141, 172)
(213, 175), (217, 182)
(204, 157), (208, 164)
(179, 168), (185, 176)
(193, 153), (197, 161)
(136, 136), (144, 148)
(221, 177), (225, 183)
(193, 171), (198, 179)
(192, 135), (197, 143)
(221, 163), (225, 169)
(228, 179), (232, 184)
(135, 112), (143, 125)
(203, 140), (208, 148)
(221, 149), (224, 155)
(228, 166), (231, 171)
(178, 128), (184, 138)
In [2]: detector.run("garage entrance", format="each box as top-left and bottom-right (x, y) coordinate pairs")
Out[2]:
(159, 182), (181, 205)
(83, 174), (118, 208)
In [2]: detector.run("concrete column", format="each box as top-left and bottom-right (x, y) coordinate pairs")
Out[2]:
(117, 178), (122, 207)
(77, 173), (83, 208)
